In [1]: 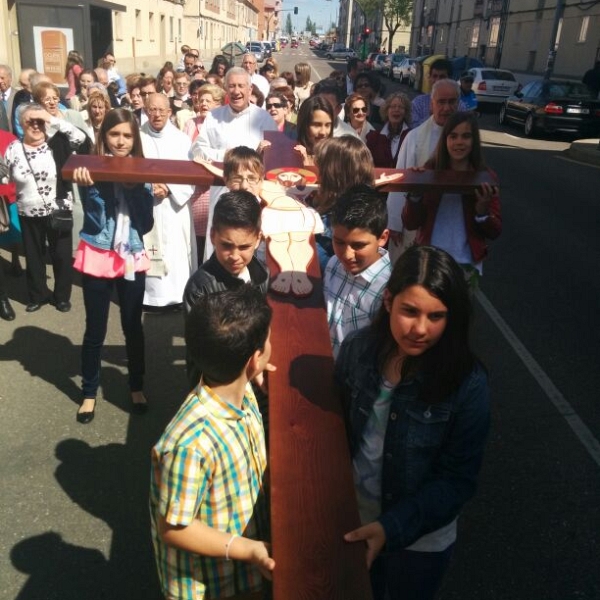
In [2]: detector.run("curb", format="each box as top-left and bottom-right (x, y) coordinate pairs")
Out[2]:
(565, 139), (600, 167)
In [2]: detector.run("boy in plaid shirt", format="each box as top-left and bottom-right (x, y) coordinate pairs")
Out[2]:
(324, 185), (391, 359)
(150, 286), (275, 600)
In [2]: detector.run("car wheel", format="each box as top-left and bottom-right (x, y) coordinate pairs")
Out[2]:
(499, 104), (507, 125)
(326, 54), (332, 59)
(524, 113), (535, 137)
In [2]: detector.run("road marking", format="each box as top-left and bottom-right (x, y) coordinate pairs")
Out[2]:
(555, 154), (600, 170)
(475, 289), (600, 469)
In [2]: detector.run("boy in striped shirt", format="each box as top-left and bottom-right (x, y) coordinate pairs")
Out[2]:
(324, 185), (391, 359)
(150, 286), (275, 599)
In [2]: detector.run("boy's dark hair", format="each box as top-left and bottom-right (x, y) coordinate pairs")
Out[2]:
(212, 190), (261, 233)
(311, 79), (345, 105)
(331, 185), (388, 237)
(185, 285), (272, 385)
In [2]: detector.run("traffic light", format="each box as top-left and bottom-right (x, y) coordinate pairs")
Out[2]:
(294, 6), (298, 14)
(361, 27), (371, 42)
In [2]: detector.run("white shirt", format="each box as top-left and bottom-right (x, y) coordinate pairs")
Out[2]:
(387, 116), (443, 231)
(191, 103), (277, 162)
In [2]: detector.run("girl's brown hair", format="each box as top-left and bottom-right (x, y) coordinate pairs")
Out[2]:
(313, 135), (374, 214)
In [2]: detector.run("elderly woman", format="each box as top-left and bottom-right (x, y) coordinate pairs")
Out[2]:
(366, 92), (412, 168)
(344, 92), (375, 142)
(182, 82), (226, 142)
(158, 67), (175, 97)
(83, 88), (111, 144)
(32, 81), (91, 143)
(3, 104), (87, 312)
(182, 82), (226, 263)
(265, 91), (297, 139)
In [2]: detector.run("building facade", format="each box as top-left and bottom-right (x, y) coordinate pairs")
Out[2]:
(409, 0), (600, 80)
(0, 0), (264, 82)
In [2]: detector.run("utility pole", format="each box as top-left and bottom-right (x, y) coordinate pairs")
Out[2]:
(544, 0), (566, 80)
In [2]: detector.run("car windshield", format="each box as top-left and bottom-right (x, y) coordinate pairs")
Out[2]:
(546, 82), (595, 99)
(481, 70), (516, 81)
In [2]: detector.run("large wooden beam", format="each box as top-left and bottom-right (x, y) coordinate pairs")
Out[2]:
(62, 154), (494, 193)
(266, 243), (372, 600)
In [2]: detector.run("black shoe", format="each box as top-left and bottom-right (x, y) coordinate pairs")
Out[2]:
(25, 300), (49, 313)
(55, 301), (72, 313)
(10, 262), (24, 277)
(0, 297), (15, 321)
(76, 399), (96, 424)
(131, 392), (148, 415)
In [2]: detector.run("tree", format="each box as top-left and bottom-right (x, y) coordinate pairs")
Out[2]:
(360, 0), (412, 53)
(286, 13), (293, 35)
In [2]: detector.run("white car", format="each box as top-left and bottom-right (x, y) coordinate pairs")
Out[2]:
(467, 67), (520, 104)
(326, 47), (357, 60)
(393, 57), (416, 83)
(372, 54), (388, 72)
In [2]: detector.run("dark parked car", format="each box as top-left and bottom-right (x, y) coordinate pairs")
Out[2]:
(500, 79), (600, 137)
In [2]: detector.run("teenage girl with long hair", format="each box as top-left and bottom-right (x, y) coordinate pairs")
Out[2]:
(402, 112), (501, 285)
(294, 96), (334, 167)
(72, 109), (154, 423)
(338, 245), (491, 600)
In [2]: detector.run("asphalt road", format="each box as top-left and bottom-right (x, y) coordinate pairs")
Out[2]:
(1, 46), (599, 600)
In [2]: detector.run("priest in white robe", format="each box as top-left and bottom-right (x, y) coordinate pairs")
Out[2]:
(141, 93), (197, 308)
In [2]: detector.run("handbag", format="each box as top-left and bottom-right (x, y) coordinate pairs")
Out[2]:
(21, 143), (73, 232)
(0, 196), (9, 234)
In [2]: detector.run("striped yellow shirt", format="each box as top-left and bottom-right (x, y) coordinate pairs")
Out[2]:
(150, 382), (268, 599)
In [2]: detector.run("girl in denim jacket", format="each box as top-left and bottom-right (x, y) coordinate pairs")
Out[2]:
(337, 245), (491, 600)
(72, 109), (154, 424)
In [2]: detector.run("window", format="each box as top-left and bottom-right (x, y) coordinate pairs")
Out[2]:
(489, 16), (500, 47)
(578, 16), (589, 43)
(135, 9), (142, 41)
(149, 12), (155, 42)
(471, 21), (480, 48)
(555, 18), (562, 49)
(178, 19), (182, 43)
(169, 16), (174, 42)
(114, 11), (123, 40)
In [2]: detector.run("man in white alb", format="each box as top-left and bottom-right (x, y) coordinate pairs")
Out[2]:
(141, 93), (196, 309)
(386, 79), (459, 262)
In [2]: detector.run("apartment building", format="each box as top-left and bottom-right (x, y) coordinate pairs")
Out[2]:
(0, 0), (261, 80)
(409, 0), (600, 80)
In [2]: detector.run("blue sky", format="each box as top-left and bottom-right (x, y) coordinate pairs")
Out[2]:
(283, 0), (339, 34)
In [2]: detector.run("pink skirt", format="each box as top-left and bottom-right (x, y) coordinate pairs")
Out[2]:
(73, 240), (150, 278)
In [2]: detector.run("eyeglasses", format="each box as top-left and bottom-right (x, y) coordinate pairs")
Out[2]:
(352, 106), (368, 114)
(43, 97), (60, 104)
(228, 175), (260, 185)
(147, 108), (169, 115)
(266, 102), (284, 109)
(140, 91), (154, 97)
(175, 81), (189, 87)
(356, 82), (371, 89)
(25, 118), (46, 128)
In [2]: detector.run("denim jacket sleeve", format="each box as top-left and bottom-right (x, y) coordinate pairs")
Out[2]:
(80, 183), (108, 235)
(378, 365), (491, 550)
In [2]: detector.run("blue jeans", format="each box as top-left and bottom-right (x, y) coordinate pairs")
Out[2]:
(370, 544), (454, 600)
(81, 272), (146, 398)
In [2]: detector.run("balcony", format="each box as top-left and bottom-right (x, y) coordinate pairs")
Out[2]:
(474, 0), (484, 17)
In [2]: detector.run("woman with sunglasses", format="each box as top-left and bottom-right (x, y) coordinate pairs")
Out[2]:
(4, 104), (87, 313)
(265, 91), (297, 140)
(344, 93), (375, 142)
(353, 72), (385, 129)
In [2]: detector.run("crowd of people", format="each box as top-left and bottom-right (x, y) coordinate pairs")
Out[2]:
(0, 47), (504, 600)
